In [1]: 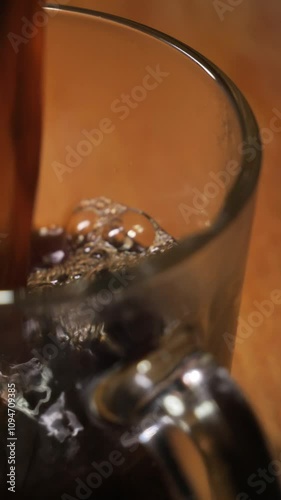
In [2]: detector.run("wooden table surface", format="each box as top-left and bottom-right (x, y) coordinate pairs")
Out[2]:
(67, 0), (281, 456)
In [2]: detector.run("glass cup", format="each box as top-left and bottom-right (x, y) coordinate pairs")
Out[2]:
(0, 5), (280, 500)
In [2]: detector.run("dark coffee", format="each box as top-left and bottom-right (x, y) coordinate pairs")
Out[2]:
(0, 197), (177, 499)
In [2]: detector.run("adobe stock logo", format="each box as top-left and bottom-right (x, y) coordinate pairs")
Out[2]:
(62, 406), (163, 499)
(7, 0), (70, 54)
(52, 64), (170, 183)
(179, 107), (281, 226)
(224, 289), (281, 352)
(237, 451), (281, 499)
(61, 452), (125, 500)
(213, 0), (244, 21)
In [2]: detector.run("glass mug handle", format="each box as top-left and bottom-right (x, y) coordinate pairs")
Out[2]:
(87, 330), (281, 500)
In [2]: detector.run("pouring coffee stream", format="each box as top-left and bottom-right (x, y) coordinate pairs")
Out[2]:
(0, 0), (43, 289)
(0, 1), (44, 363)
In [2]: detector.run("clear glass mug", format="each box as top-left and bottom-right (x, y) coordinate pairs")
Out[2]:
(0, 5), (280, 500)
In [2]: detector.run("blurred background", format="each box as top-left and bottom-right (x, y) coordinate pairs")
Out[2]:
(64, 0), (281, 456)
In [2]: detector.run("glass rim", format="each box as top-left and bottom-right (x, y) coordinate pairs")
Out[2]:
(0, 4), (262, 309)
